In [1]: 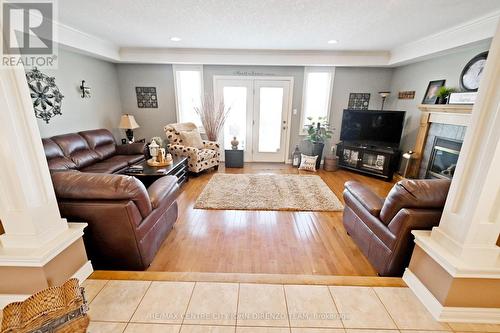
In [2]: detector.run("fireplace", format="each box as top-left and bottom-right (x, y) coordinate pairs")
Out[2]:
(426, 137), (462, 179)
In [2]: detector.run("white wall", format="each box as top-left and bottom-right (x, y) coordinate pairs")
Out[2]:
(387, 40), (491, 151)
(35, 48), (123, 139)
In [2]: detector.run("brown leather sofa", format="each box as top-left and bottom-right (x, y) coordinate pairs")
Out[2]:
(343, 179), (451, 276)
(42, 129), (180, 270)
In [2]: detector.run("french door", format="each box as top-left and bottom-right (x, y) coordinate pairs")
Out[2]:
(214, 77), (293, 162)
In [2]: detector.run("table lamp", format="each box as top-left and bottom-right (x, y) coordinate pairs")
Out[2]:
(119, 114), (140, 143)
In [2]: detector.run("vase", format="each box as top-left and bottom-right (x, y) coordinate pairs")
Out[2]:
(231, 136), (239, 150)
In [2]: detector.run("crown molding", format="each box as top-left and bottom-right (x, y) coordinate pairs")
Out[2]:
(55, 21), (120, 62)
(389, 11), (499, 66)
(52, 12), (498, 67)
(119, 47), (390, 66)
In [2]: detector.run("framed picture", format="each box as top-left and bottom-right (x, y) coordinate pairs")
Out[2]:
(422, 80), (445, 104)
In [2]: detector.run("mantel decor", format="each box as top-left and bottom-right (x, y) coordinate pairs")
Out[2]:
(26, 67), (64, 124)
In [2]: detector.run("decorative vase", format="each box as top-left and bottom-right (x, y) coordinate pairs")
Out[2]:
(231, 136), (239, 150)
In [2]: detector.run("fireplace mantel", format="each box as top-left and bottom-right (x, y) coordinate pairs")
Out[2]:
(417, 104), (473, 114)
(408, 104), (473, 177)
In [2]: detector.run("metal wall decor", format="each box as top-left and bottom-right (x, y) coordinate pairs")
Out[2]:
(80, 80), (91, 98)
(135, 87), (158, 108)
(348, 93), (370, 110)
(26, 67), (64, 124)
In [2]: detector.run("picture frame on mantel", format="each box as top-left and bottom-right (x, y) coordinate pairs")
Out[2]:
(422, 79), (445, 104)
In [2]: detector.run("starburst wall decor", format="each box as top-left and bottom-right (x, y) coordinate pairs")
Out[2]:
(26, 67), (64, 123)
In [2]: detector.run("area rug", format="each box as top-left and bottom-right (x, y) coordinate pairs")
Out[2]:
(194, 174), (344, 211)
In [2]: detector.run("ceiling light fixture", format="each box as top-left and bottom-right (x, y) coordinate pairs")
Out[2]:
(327, 40), (338, 44)
(170, 37), (182, 42)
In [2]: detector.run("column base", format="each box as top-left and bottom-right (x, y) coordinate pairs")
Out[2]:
(404, 268), (500, 323)
(0, 223), (93, 308)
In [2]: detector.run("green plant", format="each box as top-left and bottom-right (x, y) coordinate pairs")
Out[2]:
(304, 116), (333, 143)
(436, 86), (456, 99)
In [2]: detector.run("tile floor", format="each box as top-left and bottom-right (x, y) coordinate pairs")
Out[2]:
(78, 279), (500, 333)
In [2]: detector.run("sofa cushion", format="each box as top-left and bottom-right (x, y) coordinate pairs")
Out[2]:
(81, 160), (128, 174)
(122, 154), (145, 165)
(42, 138), (77, 171)
(51, 133), (100, 169)
(179, 130), (204, 149)
(79, 129), (117, 160)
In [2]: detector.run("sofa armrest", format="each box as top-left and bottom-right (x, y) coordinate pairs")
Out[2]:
(202, 140), (220, 151)
(51, 171), (152, 217)
(116, 142), (146, 155)
(147, 176), (179, 209)
(344, 181), (384, 217)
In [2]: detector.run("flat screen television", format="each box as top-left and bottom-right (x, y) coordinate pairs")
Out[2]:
(340, 109), (406, 146)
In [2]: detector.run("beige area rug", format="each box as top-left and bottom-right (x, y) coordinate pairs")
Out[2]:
(194, 174), (344, 211)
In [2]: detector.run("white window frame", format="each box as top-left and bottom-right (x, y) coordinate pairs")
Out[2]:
(172, 64), (204, 129)
(299, 66), (335, 135)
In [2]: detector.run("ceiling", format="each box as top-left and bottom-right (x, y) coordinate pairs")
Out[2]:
(58, 0), (500, 51)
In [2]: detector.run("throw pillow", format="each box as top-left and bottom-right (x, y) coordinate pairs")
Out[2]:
(180, 130), (204, 149)
(299, 154), (318, 172)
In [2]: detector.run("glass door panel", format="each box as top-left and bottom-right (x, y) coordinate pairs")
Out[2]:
(258, 87), (283, 153)
(252, 80), (290, 162)
(223, 87), (247, 150)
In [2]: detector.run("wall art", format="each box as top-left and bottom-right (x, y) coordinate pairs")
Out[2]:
(26, 67), (64, 124)
(135, 87), (158, 108)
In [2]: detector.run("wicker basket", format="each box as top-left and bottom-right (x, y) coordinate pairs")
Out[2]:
(323, 156), (339, 171)
(1, 278), (89, 333)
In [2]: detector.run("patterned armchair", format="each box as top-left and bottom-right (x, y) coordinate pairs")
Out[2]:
(164, 122), (221, 173)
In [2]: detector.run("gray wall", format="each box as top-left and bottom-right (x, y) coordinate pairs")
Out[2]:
(43, 41), (491, 158)
(328, 67), (393, 153)
(35, 48), (123, 139)
(116, 64), (177, 141)
(114, 64), (393, 158)
(387, 40), (491, 151)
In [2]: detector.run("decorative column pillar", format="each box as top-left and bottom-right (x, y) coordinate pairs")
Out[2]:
(0, 64), (91, 307)
(404, 21), (500, 323)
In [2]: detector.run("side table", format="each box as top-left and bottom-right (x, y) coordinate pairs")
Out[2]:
(225, 149), (244, 168)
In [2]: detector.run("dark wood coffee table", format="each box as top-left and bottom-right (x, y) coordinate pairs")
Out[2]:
(122, 156), (188, 187)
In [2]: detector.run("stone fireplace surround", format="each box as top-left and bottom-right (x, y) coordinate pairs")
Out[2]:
(410, 104), (472, 178)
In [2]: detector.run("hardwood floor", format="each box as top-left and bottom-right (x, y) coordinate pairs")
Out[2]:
(148, 163), (396, 276)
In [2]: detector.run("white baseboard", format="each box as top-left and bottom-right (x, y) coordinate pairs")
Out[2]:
(72, 260), (93, 283)
(403, 268), (500, 324)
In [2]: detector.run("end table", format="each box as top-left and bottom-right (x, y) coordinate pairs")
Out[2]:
(225, 149), (244, 168)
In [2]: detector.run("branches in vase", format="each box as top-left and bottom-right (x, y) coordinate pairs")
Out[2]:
(194, 94), (231, 141)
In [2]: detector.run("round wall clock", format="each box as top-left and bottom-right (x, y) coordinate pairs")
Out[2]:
(459, 51), (488, 92)
(26, 67), (64, 124)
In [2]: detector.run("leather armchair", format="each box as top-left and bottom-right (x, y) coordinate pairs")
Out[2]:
(52, 171), (179, 270)
(343, 179), (451, 276)
(164, 122), (220, 173)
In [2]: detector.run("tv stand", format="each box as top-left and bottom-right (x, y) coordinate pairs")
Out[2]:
(336, 141), (401, 180)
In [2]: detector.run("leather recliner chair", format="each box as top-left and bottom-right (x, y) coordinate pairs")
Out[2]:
(343, 179), (451, 276)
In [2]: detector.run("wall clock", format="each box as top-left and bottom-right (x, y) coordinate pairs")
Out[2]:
(26, 67), (64, 123)
(460, 51), (488, 92)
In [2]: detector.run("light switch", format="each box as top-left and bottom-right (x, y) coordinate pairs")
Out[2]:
(293, 108), (297, 115)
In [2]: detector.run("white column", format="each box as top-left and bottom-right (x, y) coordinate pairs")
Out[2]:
(0, 65), (69, 249)
(421, 21), (500, 269)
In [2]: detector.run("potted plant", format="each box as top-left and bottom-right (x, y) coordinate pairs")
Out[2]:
(436, 87), (456, 104)
(303, 116), (333, 169)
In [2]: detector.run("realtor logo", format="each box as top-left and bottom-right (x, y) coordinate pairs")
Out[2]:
(2, 0), (57, 68)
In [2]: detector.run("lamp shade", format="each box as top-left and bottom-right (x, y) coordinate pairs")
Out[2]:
(119, 114), (140, 129)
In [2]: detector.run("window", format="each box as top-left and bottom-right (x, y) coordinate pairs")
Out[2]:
(173, 65), (204, 127)
(300, 67), (335, 134)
